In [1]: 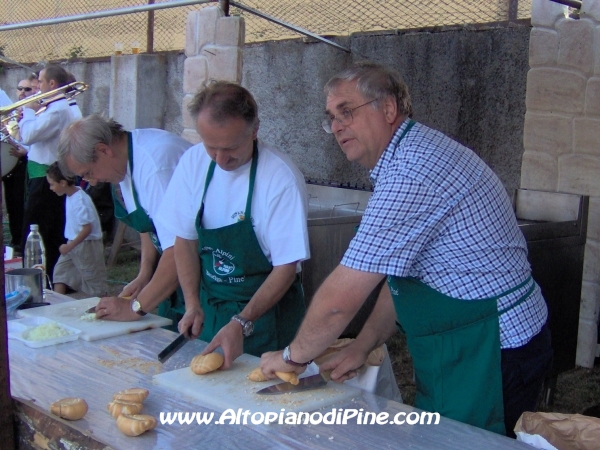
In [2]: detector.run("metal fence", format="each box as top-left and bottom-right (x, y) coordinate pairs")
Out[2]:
(0, 0), (532, 64)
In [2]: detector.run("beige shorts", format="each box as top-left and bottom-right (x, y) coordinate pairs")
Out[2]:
(53, 239), (108, 297)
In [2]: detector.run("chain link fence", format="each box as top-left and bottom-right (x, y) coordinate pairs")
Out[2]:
(0, 0), (532, 64)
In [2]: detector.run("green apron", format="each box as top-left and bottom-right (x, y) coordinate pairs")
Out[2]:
(195, 141), (305, 357)
(388, 276), (534, 435)
(111, 132), (184, 328)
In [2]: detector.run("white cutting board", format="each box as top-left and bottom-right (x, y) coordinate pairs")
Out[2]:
(16, 297), (172, 341)
(153, 353), (362, 414)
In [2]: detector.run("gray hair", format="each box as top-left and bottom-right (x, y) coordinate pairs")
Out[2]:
(57, 114), (126, 176)
(324, 61), (413, 117)
(188, 80), (258, 126)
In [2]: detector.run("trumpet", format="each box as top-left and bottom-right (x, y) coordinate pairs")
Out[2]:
(0, 81), (88, 117)
(0, 81), (88, 142)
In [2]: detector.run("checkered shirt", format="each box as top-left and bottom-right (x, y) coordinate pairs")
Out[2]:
(341, 119), (548, 348)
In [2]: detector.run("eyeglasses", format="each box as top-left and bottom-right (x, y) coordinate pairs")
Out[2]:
(17, 86), (32, 92)
(322, 99), (378, 134)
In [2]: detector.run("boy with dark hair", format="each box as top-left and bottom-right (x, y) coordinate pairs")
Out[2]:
(46, 162), (107, 296)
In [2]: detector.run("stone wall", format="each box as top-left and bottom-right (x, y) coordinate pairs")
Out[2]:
(523, 0), (600, 367)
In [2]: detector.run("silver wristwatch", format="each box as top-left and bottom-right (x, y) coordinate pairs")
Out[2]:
(231, 315), (254, 337)
(282, 345), (312, 367)
(131, 299), (147, 316)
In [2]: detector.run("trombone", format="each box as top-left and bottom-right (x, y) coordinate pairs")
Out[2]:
(0, 81), (88, 142)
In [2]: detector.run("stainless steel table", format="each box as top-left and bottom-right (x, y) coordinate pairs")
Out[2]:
(9, 294), (532, 449)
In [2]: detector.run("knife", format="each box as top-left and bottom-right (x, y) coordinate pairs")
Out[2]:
(257, 371), (332, 395)
(158, 328), (192, 364)
(85, 296), (131, 314)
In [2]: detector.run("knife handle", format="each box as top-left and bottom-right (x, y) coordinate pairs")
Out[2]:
(320, 370), (332, 382)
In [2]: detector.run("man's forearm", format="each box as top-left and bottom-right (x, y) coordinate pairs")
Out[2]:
(136, 247), (179, 312)
(174, 237), (201, 309)
(138, 232), (159, 279)
(239, 262), (297, 322)
(353, 283), (398, 354)
(289, 265), (385, 364)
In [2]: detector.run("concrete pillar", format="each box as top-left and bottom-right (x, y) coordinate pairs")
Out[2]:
(109, 54), (166, 130)
(181, 6), (245, 143)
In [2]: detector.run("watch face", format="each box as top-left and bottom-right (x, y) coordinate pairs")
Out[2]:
(132, 300), (140, 312)
(244, 321), (254, 336)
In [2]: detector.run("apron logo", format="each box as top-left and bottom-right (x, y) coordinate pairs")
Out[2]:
(212, 249), (235, 276)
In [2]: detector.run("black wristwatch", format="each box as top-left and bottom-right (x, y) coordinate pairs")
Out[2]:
(231, 315), (254, 337)
(131, 299), (147, 316)
(282, 345), (312, 367)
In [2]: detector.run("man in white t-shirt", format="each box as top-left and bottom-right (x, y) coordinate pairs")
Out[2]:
(158, 81), (310, 367)
(57, 114), (192, 324)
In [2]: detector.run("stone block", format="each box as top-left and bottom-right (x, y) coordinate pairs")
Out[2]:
(580, 281), (600, 323)
(582, 0), (600, 22)
(206, 46), (243, 83)
(558, 154), (600, 196)
(183, 56), (208, 95)
(557, 18), (594, 75)
(531, 0), (567, 27)
(529, 28), (559, 67)
(576, 318), (598, 368)
(586, 77), (600, 115)
(587, 197), (600, 242)
(573, 117), (600, 156)
(583, 239), (600, 284)
(526, 68), (586, 114)
(215, 16), (245, 47)
(198, 6), (223, 50)
(523, 112), (572, 156)
(185, 11), (200, 57)
(182, 94), (196, 129)
(181, 128), (202, 145)
(520, 151), (558, 191)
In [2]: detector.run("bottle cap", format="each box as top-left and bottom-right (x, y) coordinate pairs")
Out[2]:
(30, 224), (39, 231)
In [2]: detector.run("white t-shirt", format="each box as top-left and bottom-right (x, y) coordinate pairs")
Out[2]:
(64, 187), (103, 241)
(119, 129), (192, 250)
(19, 99), (79, 165)
(158, 140), (310, 269)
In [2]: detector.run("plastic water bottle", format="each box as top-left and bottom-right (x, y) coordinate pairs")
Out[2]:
(24, 224), (46, 281)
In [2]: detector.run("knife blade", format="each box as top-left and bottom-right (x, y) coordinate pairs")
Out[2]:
(257, 371), (331, 395)
(85, 306), (96, 314)
(158, 331), (190, 363)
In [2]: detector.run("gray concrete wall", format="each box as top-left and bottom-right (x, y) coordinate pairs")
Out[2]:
(243, 24), (531, 194)
(0, 23), (530, 193)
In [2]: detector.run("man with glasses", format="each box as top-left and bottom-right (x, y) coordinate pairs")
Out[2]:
(1, 78), (35, 254)
(158, 81), (309, 368)
(261, 62), (552, 438)
(57, 114), (191, 324)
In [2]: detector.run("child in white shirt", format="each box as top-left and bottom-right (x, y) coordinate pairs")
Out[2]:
(47, 163), (107, 296)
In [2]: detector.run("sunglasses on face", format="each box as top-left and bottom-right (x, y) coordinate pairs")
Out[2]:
(17, 86), (33, 92)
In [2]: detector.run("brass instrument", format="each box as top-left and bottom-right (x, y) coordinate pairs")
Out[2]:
(1, 81), (88, 139)
(0, 81), (88, 176)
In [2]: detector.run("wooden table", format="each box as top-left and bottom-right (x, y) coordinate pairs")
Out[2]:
(9, 294), (532, 449)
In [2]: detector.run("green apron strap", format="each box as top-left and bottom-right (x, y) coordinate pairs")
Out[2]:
(244, 141), (259, 219)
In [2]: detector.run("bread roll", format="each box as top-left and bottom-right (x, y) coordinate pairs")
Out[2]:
(116, 414), (157, 436)
(113, 388), (149, 403)
(190, 352), (224, 375)
(366, 345), (386, 366)
(108, 400), (143, 418)
(275, 371), (299, 385)
(247, 367), (268, 382)
(50, 397), (88, 420)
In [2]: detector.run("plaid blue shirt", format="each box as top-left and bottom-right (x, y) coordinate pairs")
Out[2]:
(341, 119), (548, 348)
